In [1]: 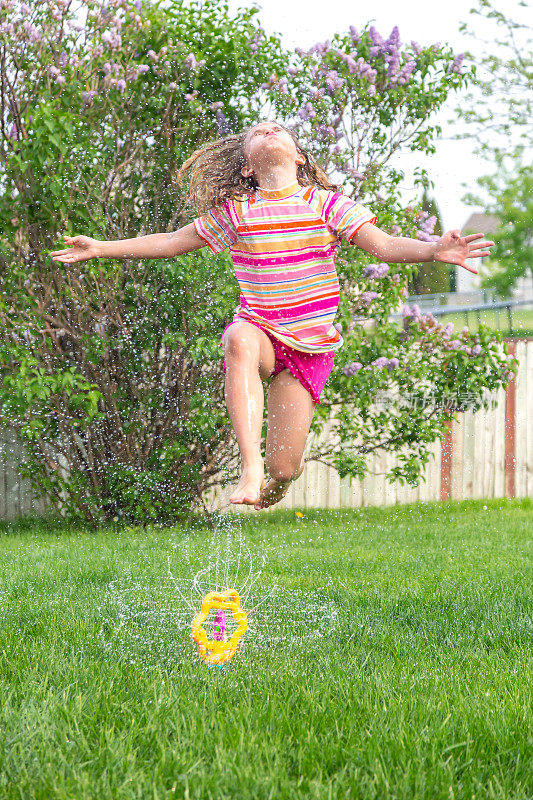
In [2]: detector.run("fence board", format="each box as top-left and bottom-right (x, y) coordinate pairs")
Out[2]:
(451, 415), (464, 501)
(515, 341), (528, 497)
(461, 410), (475, 499)
(494, 386), (507, 498)
(526, 343), (533, 497)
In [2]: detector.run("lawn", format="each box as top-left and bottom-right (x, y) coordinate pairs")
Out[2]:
(0, 498), (531, 800)
(432, 308), (533, 338)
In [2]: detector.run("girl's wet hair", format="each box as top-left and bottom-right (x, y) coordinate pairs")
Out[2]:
(176, 121), (341, 215)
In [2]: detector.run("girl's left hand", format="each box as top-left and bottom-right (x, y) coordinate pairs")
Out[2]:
(433, 230), (495, 273)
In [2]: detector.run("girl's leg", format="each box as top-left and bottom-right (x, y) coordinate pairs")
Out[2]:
(254, 369), (315, 510)
(222, 321), (276, 504)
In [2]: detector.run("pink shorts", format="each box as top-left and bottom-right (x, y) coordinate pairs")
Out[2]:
(220, 320), (335, 405)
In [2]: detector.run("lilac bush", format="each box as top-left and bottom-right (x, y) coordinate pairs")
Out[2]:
(0, 0), (286, 524)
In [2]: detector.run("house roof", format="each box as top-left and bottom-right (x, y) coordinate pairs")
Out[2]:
(462, 212), (500, 234)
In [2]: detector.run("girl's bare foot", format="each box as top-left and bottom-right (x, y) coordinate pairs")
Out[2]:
(254, 459), (305, 510)
(229, 461), (265, 505)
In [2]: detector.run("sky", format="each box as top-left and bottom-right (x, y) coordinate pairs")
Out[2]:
(227, 0), (525, 230)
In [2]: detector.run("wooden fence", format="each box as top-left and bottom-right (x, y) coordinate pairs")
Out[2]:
(0, 340), (531, 520)
(205, 338), (533, 513)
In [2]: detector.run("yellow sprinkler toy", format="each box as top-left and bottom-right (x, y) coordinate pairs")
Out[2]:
(191, 589), (248, 666)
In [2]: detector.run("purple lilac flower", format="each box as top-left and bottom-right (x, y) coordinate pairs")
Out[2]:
(448, 53), (465, 74)
(371, 357), (389, 370)
(369, 26), (384, 48)
(396, 60), (416, 85)
(81, 90), (97, 103)
(22, 21), (42, 42)
(442, 322), (454, 340)
(386, 26), (401, 49)
(325, 70), (344, 94)
(421, 215), (437, 233)
(411, 41), (422, 55)
(102, 29), (122, 51)
(249, 30), (263, 53)
(402, 303), (421, 321)
(387, 54), (400, 78)
(461, 326), (469, 337)
(362, 291), (379, 304)
(416, 230), (436, 243)
(342, 361), (363, 376)
(349, 26), (360, 42)
(298, 102), (316, 121)
(386, 357), (399, 370)
(471, 344), (482, 356)
(447, 340), (461, 350)
(334, 322), (343, 333)
(364, 262), (389, 279)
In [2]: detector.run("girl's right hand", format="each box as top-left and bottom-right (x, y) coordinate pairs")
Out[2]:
(50, 235), (102, 263)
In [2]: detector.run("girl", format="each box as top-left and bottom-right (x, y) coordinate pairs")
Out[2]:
(50, 120), (493, 511)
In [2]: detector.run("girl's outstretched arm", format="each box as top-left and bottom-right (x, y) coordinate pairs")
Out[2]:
(351, 223), (494, 274)
(50, 222), (206, 264)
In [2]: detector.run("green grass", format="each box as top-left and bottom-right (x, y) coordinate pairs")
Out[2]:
(0, 498), (531, 800)
(436, 308), (533, 338)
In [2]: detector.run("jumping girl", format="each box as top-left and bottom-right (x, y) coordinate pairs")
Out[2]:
(50, 120), (493, 511)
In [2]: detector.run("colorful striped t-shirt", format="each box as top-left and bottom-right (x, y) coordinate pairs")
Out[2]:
(193, 180), (376, 354)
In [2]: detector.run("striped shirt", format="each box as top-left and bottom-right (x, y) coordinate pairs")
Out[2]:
(193, 180), (376, 353)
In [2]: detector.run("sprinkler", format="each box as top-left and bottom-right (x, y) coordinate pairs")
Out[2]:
(191, 589), (247, 666)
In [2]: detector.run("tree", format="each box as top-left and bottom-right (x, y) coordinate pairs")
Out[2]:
(455, 0), (532, 161)
(0, 2), (515, 525)
(454, 0), (532, 295)
(462, 153), (533, 297)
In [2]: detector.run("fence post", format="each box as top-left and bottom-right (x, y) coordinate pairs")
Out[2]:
(504, 341), (517, 498)
(440, 418), (453, 501)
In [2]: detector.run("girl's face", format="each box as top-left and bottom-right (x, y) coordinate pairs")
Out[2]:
(242, 121), (305, 179)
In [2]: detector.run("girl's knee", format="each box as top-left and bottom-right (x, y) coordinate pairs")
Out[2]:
(266, 456), (303, 483)
(223, 326), (260, 362)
